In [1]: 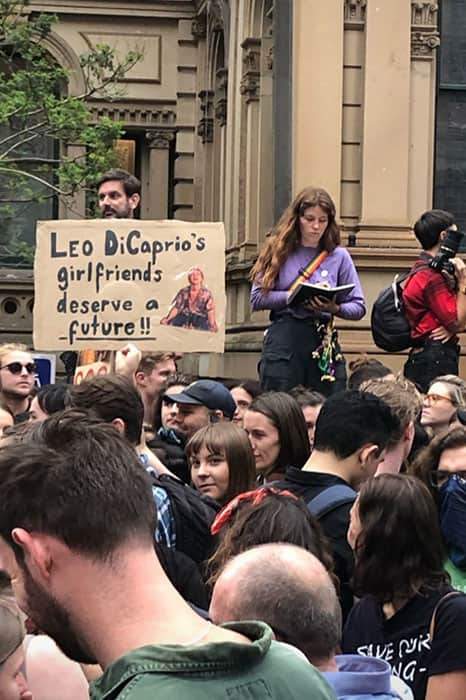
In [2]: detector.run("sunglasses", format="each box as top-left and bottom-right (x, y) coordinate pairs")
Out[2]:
(0, 362), (36, 375)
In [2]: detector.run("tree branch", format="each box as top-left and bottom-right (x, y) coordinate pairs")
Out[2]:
(0, 132), (40, 160)
(0, 120), (48, 148)
(0, 157), (60, 165)
(0, 166), (71, 197)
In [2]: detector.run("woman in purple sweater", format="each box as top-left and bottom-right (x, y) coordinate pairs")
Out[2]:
(250, 187), (366, 394)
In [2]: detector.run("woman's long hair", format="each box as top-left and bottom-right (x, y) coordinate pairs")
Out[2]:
(353, 474), (448, 602)
(250, 186), (340, 292)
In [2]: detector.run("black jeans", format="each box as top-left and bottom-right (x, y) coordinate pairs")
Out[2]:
(259, 315), (346, 396)
(404, 339), (459, 393)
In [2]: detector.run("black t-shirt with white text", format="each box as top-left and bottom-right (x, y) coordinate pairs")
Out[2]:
(342, 586), (466, 700)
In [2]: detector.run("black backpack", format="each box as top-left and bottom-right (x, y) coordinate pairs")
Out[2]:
(150, 472), (220, 564)
(371, 264), (429, 352)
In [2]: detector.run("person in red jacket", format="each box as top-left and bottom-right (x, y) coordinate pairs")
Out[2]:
(403, 209), (466, 393)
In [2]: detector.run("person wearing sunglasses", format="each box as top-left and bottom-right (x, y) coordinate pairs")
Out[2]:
(411, 426), (466, 592)
(146, 375), (193, 483)
(0, 344), (35, 421)
(420, 375), (466, 439)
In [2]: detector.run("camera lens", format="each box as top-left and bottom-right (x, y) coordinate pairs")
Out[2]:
(439, 228), (464, 258)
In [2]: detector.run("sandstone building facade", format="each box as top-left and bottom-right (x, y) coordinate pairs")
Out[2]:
(1, 0), (462, 378)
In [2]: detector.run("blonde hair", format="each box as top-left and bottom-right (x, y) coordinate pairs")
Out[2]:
(360, 375), (422, 430)
(0, 343), (29, 366)
(137, 351), (177, 374)
(188, 267), (205, 284)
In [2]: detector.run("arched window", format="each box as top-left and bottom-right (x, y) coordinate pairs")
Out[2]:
(0, 50), (58, 266)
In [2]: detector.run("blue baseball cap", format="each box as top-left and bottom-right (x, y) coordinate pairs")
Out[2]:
(165, 379), (236, 419)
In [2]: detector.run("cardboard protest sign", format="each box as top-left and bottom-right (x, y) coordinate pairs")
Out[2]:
(74, 361), (111, 385)
(33, 219), (226, 352)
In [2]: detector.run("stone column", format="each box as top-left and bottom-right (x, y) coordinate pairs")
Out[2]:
(273, 0), (292, 221)
(293, 0), (344, 208)
(239, 36), (261, 258)
(213, 67), (228, 219)
(145, 130), (175, 219)
(197, 89), (214, 219)
(357, 0), (412, 245)
(408, 1), (440, 220)
(224, 0), (247, 252)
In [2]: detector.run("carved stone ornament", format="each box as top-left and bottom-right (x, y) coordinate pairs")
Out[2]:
(214, 68), (228, 126)
(90, 103), (176, 128)
(191, 16), (207, 40)
(214, 98), (226, 126)
(344, 0), (367, 27)
(266, 45), (273, 71)
(411, 1), (439, 26)
(197, 118), (214, 143)
(145, 130), (176, 149)
(208, 0), (225, 33)
(240, 38), (261, 103)
(411, 1), (439, 60)
(197, 89), (214, 143)
(240, 73), (259, 102)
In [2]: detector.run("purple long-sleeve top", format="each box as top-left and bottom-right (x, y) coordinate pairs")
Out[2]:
(250, 245), (366, 321)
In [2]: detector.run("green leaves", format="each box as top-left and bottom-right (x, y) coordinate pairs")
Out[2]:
(0, 0), (142, 257)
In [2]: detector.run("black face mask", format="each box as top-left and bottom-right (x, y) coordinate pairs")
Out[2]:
(440, 474), (466, 569)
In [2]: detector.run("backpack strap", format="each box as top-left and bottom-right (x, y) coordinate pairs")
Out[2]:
(429, 590), (463, 641)
(397, 262), (431, 286)
(307, 484), (357, 519)
(399, 262), (433, 330)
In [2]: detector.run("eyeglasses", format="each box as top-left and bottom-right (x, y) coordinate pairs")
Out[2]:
(0, 362), (36, 375)
(423, 393), (456, 406)
(430, 470), (466, 488)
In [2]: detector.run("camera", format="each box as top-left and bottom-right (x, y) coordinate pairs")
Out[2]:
(429, 227), (465, 276)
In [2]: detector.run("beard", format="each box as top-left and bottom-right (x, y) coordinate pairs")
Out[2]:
(0, 386), (31, 401)
(0, 377), (32, 402)
(22, 565), (96, 664)
(101, 204), (133, 219)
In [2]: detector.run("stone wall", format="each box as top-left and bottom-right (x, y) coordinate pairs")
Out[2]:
(3, 1), (457, 381)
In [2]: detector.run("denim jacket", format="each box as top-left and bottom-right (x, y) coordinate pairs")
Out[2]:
(90, 621), (336, 700)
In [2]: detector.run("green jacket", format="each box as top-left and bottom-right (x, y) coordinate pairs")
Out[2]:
(90, 621), (336, 699)
(445, 558), (466, 593)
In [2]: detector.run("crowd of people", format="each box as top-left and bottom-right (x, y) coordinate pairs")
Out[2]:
(0, 171), (465, 699)
(0, 341), (465, 699)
